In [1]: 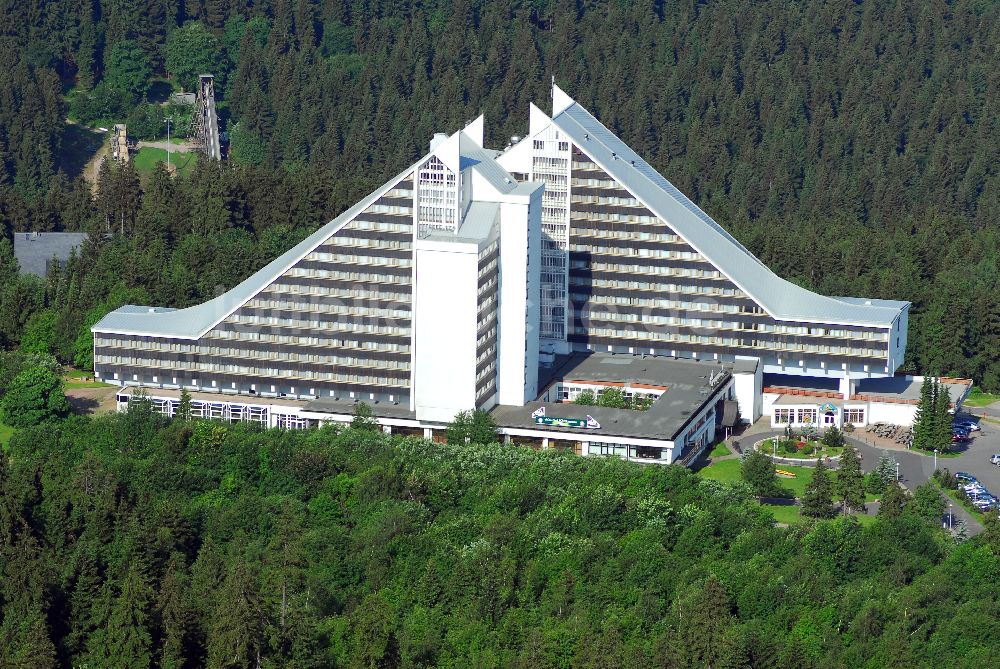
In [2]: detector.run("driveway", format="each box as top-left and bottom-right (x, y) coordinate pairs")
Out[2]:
(741, 424), (996, 535)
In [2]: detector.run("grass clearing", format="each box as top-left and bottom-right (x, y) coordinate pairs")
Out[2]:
(700, 458), (877, 501)
(709, 442), (730, 458)
(763, 503), (878, 526)
(63, 368), (106, 389)
(65, 380), (109, 389)
(133, 147), (197, 175)
(0, 423), (14, 451)
(963, 388), (1000, 407)
(698, 458), (742, 484)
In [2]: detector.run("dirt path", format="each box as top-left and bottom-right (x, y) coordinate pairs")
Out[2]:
(65, 386), (118, 416)
(83, 142), (109, 193)
(137, 139), (197, 152)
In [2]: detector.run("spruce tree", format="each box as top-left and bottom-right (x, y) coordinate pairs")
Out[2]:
(879, 482), (907, 518)
(935, 384), (953, 450)
(802, 459), (837, 518)
(836, 443), (866, 515)
(873, 454), (899, 489)
(177, 388), (192, 422)
(912, 376), (934, 450)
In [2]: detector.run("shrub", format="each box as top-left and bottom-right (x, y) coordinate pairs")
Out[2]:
(0, 366), (71, 428)
(801, 443), (814, 456)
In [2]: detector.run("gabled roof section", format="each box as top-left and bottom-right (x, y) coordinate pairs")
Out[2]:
(551, 99), (908, 328)
(93, 160), (420, 339)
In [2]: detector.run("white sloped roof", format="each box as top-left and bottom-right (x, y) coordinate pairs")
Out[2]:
(551, 102), (908, 328)
(93, 161), (420, 339)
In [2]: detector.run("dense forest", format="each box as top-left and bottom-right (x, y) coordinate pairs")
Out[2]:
(1, 406), (999, 667)
(3, 4), (1000, 663)
(2, 0), (1000, 386)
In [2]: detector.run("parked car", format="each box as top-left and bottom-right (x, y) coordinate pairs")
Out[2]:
(955, 421), (981, 432)
(956, 472), (977, 483)
(991, 454), (1000, 466)
(973, 498), (997, 511)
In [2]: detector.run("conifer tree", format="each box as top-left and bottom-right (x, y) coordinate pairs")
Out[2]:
(673, 575), (734, 668)
(934, 384), (953, 450)
(157, 557), (191, 669)
(912, 376), (934, 450)
(177, 388), (192, 422)
(207, 560), (269, 668)
(1, 604), (58, 669)
(879, 482), (907, 519)
(802, 459), (837, 518)
(836, 443), (866, 515)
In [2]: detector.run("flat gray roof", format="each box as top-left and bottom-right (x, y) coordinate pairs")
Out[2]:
(302, 397), (417, 420)
(855, 376), (971, 402)
(13, 232), (88, 277)
(494, 353), (732, 441)
(765, 374), (972, 405)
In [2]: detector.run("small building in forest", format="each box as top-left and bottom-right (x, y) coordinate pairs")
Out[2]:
(13, 232), (88, 277)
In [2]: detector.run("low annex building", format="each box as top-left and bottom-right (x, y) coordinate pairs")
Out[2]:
(95, 84), (922, 465)
(764, 374), (972, 430)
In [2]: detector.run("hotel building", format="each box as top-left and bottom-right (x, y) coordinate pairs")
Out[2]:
(94, 85), (930, 464)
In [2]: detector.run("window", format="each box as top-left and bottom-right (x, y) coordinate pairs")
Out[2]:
(844, 408), (866, 425)
(774, 408), (794, 424)
(588, 442), (626, 458)
(796, 408), (818, 425)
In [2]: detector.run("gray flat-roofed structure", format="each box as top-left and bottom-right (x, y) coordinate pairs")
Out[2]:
(855, 376), (971, 403)
(302, 397), (417, 420)
(492, 353), (732, 442)
(13, 232), (88, 277)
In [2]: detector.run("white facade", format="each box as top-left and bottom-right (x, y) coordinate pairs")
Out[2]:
(412, 238), (482, 422)
(410, 120), (544, 422)
(497, 192), (542, 406)
(733, 361), (763, 424)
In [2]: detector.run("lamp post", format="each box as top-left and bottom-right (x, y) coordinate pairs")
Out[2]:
(949, 503), (953, 530)
(165, 117), (173, 171)
(934, 448), (938, 471)
(895, 461), (900, 482)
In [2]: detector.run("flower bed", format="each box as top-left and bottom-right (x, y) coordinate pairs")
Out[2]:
(755, 437), (843, 462)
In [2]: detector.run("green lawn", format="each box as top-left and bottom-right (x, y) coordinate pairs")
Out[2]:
(63, 368), (107, 389)
(709, 442), (730, 458)
(133, 147), (197, 175)
(65, 380), (109, 389)
(700, 459), (877, 501)
(0, 423), (14, 451)
(963, 387), (1000, 407)
(763, 503), (878, 526)
(772, 464), (816, 497)
(698, 458), (742, 484)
